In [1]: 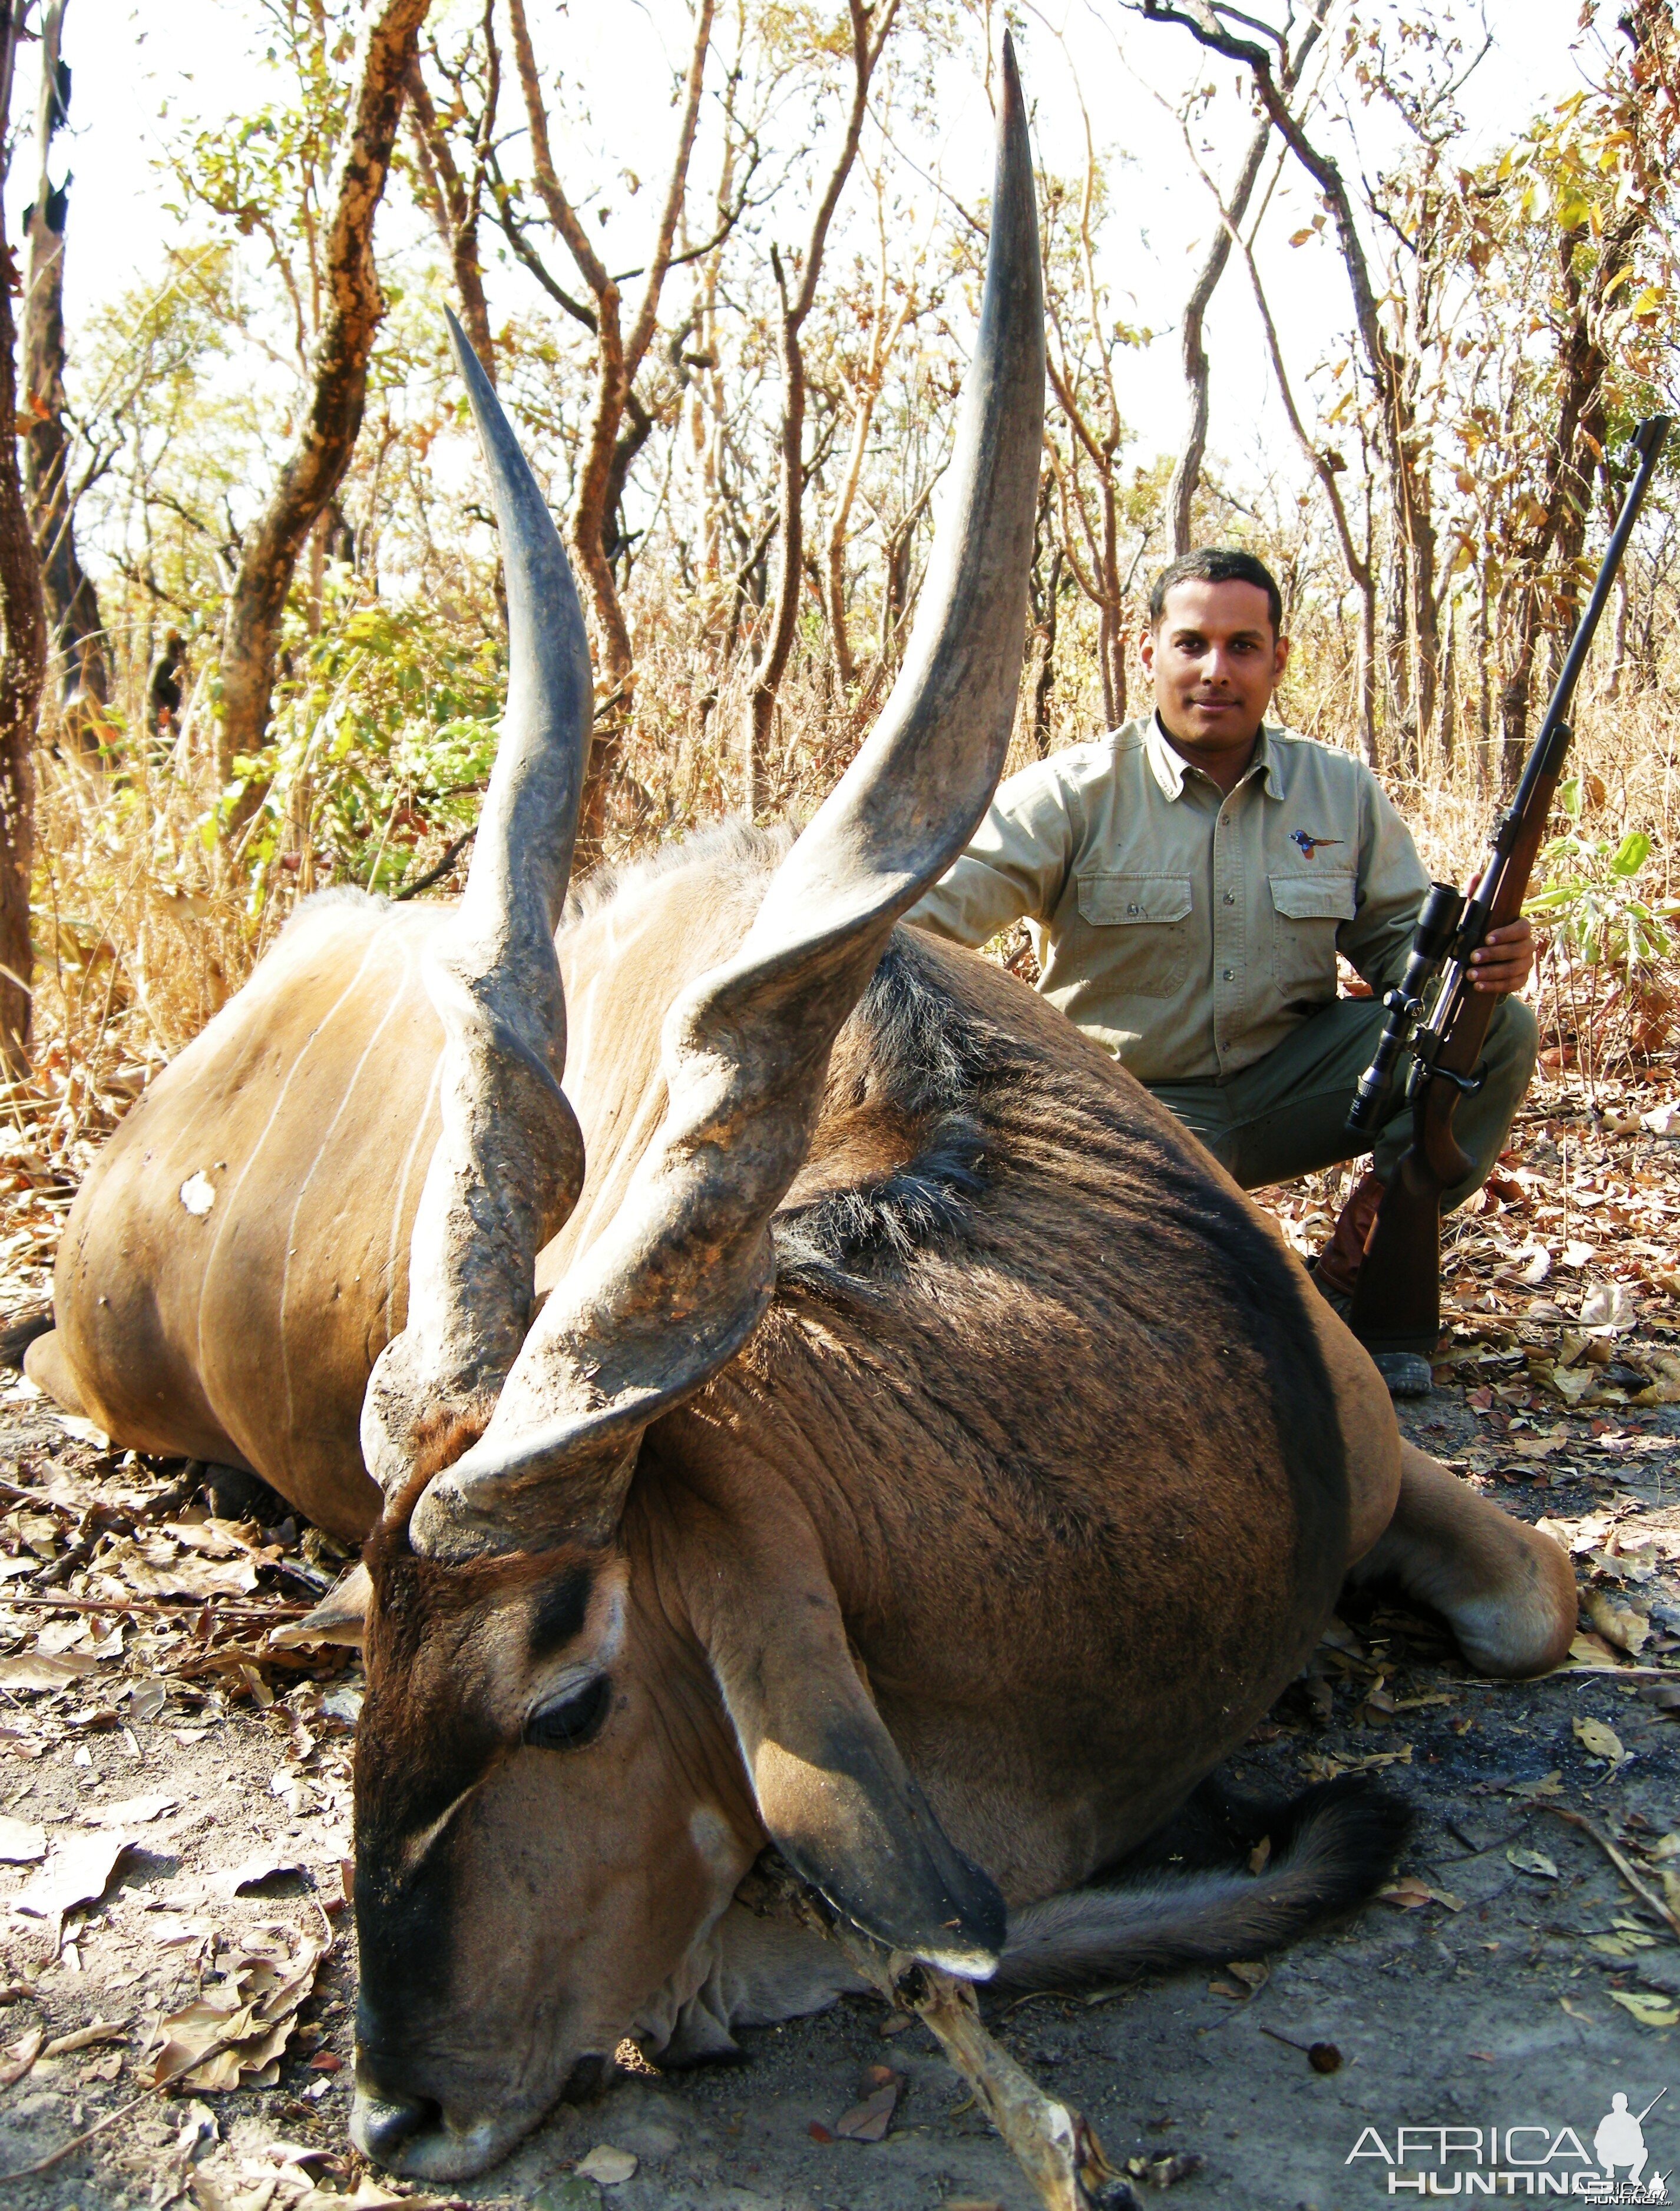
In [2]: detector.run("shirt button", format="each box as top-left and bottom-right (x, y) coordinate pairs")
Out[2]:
(1222, 968), (1234, 981)
(1223, 890), (1235, 905)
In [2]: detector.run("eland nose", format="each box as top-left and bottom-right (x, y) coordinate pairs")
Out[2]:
(354, 2086), (439, 2163)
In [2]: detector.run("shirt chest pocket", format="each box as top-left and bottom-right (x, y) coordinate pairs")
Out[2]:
(1076, 873), (1193, 998)
(1269, 871), (1357, 1001)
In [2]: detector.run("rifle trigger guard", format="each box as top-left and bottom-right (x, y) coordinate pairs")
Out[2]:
(1430, 1065), (1483, 1100)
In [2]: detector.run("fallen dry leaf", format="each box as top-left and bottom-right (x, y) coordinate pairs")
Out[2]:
(0, 1650), (97, 1691)
(92, 1793), (178, 1828)
(1507, 1847), (1560, 1879)
(285, 2187), (455, 2211)
(1610, 1990), (1680, 2028)
(1630, 1348), (1680, 1406)
(51, 1414), (108, 1447)
(13, 1831), (134, 1945)
(1588, 1931), (1658, 1957)
(833, 2075), (901, 2142)
(1579, 1280), (1635, 1329)
(218, 1851), (310, 1899)
(0, 1812), (46, 1862)
(1573, 1715), (1626, 1762)
(101, 1538), (259, 1601)
(573, 2144), (640, 2184)
(1539, 1514), (1612, 1558)
(149, 1922), (328, 2090)
(1584, 1590), (1651, 1657)
(1569, 1630), (1625, 1666)
(42, 2016), (127, 2056)
(0, 2024), (44, 2087)
(117, 1680), (166, 1727)
(163, 1519), (260, 1557)
(1379, 1877), (1463, 1911)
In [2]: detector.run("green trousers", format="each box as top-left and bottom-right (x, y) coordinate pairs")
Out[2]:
(1146, 995), (1539, 1214)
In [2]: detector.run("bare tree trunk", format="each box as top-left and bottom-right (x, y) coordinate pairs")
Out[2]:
(1046, 78), (1165, 734)
(0, 5), (46, 1068)
(1602, 555), (1630, 701)
(217, 0), (432, 786)
(22, 0), (105, 730)
(1178, 69), (1376, 766)
(1028, 485), (1061, 757)
(742, 0), (898, 815)
(1386, 532), (1413, 774)
(405, 33), (497, 376)
(506, 0), (714, 849)
(1168, 112), (1274, 557)
(1497, 215), (1632, 789)
(1358, 562), (1378, 771)
(1497, 607), (1539, 795)
(878, 476), (935, 667)
(1406, 510), (1440, 759)
(1476, 571), (1492, 790)
(824, 172), (918, 692)
(1142, 1), (1438, 752)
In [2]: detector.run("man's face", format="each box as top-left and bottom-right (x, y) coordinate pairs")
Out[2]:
(1139, 579), (1289, 756)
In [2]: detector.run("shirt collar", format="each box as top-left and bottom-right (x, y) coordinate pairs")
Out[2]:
(1145, 712), (1282, 800)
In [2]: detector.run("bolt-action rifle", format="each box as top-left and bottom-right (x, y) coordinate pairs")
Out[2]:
(1345, 413), (1672, 1363)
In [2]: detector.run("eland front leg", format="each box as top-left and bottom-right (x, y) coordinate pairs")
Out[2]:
(1345, 1441), (1577, 1678)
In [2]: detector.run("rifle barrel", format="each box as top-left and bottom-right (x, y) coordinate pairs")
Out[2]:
(1511, 415), (1671, 825)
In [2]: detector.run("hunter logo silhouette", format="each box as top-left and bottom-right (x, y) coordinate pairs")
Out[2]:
(1597, 2088), (1668, 2192)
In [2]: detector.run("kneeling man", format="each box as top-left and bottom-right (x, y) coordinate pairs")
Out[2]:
(908, 547), (1537, 1395)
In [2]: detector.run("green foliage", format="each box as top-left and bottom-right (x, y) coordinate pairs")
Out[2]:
(224, 574), (504, 912)
(1525, 784), (1674, 975)
(161, 0), (359, 370)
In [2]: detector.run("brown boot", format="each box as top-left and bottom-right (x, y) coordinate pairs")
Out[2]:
(1311, 1169), (1386, 1308)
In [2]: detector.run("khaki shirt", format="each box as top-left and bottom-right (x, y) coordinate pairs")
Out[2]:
(907, 714), (1429, 1083)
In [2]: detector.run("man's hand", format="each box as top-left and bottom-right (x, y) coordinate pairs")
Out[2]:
(1469, 916), (1535, 995)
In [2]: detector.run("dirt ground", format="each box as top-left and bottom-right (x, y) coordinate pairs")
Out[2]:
(2, 1097), (1680, 2211)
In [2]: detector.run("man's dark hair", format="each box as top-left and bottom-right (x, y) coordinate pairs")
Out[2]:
(1148, 548), (1282, 636)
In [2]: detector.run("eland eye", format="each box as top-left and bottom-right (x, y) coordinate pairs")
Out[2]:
(524, 1674), (612, 1751)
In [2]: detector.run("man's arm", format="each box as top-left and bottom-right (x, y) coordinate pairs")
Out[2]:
(1338, 772), (1431, 992)
(905, 757), (1082, 947)
(1341, 771), (1534, 998)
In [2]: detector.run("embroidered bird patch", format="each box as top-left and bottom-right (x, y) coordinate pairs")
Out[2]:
(1290, 831), (1344, 859)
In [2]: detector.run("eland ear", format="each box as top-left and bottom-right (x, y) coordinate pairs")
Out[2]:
(271, 1561), (372, 1650)
(683, 1497), (1004, 1976)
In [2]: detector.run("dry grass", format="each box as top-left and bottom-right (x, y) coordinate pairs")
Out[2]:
(17, 600), (1680, 1236)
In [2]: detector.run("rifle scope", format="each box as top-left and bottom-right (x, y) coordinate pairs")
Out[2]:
(1346, 881), (1465, 1135)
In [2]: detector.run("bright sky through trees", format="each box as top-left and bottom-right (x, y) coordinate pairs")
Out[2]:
(55, 0), (1591, 497)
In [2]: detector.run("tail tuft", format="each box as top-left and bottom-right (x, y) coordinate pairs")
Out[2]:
(997, 1773), (1412, 1993)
